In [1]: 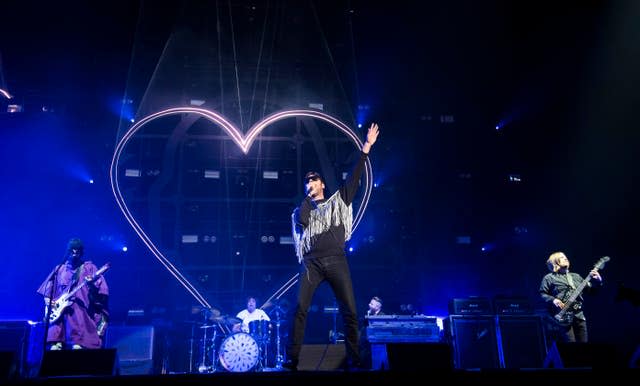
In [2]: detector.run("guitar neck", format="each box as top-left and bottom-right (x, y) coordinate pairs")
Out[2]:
(564, 274), (591, 305)
(62, 264), (109, 299)
(66, 279), (89, 298)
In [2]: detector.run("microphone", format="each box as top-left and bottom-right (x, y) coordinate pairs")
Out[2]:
(306, 186), (316, 199)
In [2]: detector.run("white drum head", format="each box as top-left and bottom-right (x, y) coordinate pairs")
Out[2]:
(218, 332), (259, 372)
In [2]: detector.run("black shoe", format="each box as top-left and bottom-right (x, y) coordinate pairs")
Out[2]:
(282, 360), (298, 371)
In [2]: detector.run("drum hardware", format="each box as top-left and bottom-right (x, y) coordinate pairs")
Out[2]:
(197, 324), (219, 373)
(258, 273), (298, 371)
(184, 321), (197, 374)
(184, 307), (226, 373)
(248, 319), (271, 370)
(324, 298), (340, 344)
(272, 305), (285, 369)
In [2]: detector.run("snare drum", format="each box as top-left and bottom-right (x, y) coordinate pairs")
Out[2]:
(248, 320), (271, 341)
(218, 332), (259, 372)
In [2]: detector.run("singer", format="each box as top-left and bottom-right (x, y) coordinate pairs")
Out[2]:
(284, 123), (380, 371)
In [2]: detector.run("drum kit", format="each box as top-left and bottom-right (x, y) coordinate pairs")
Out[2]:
(188, 303), (288, 373)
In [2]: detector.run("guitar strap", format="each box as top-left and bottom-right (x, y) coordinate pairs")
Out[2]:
(67, 263), (85, 292)
(566, 273), (576, 289)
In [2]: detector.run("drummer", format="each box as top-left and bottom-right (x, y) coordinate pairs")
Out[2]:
(234, 296), (271, 333)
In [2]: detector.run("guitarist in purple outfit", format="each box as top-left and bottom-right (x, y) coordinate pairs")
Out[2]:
(539, 251), (604, 343)
(37, 238), (109, 350)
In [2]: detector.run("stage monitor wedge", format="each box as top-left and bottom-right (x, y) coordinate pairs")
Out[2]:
(39, 349), (118, 377)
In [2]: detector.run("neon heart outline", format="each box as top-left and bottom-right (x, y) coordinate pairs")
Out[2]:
(110, 107), (373, 308)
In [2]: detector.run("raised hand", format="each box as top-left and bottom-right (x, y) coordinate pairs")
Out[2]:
(362, 123), (379, 154)
(366, 123), (379, 146)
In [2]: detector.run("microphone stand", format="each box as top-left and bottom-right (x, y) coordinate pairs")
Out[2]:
(331, 298), (338, 344)
(41, 257), (67, 356)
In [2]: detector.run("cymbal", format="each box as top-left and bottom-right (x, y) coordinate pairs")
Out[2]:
(182, 320), (205, 325)
(225, 317), (242, 325)
(268, 305), (287, 314)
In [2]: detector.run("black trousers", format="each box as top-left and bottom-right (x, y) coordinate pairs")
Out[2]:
(562, 318), (589, 343)
(545, 315), (589, 343)
(286, 255), (360, 366)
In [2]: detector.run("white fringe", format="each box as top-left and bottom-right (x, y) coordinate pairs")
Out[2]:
(292, 191), (353, 263)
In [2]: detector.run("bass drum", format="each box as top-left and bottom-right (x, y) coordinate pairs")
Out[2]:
(218, 332), (260, 372)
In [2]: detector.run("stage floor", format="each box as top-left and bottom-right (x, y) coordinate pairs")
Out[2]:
(5, 368), (640, 386)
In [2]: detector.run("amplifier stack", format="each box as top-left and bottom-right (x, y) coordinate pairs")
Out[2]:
(446, 297), (547, 369)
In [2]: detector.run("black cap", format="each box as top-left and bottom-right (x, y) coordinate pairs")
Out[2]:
(304, 171), (323, 183)
(66, 238), (84, 252)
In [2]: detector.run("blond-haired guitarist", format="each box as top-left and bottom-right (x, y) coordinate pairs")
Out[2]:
(539, 252), (606, 343)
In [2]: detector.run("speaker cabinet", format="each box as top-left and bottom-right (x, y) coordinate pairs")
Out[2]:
(39, 349), (118, 377)
(298, 344), (346, 371)
(497, 315), (547, 368)
(0, 351), (17, 381)
(0, 320), (36, 378)
(105, 325), (155, 375)
(447, 316), (499, 369)
(385, 343), (452, 371)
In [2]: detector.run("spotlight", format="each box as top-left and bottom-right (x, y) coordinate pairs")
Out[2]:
(262, 171), (278, 180)
(125, 169), (141, 177)
(204, 170), (220, 179)
(7, 104), (23, 113)
(279, 236), (294, 245)
(122, 246), (128, 252)
(181, 235), (198, 243)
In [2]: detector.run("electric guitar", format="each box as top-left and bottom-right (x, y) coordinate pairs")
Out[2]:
(553, 256), (609, 326)
(48, 262), (110, 323)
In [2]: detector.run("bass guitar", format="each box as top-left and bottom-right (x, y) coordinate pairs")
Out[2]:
(48, 262), (110, 323)
(553, 256), (609, 326)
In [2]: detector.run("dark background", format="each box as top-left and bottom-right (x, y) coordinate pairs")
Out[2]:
(1, 0), (638, 363)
